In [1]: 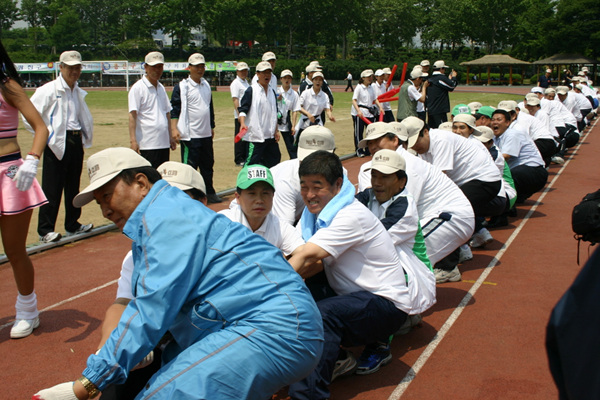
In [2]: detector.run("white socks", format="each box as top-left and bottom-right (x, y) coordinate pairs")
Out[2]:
(15, 290), (39, 320)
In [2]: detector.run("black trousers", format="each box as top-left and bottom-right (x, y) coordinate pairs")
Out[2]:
(535, 138), (558, 167)
(139, 148), (169, 169)
(38, 131), (84, 236)
(181, 138), (216, 195)
(383, 110), (395, 122)
(512, 165), (549, 203)
(233, 119), (248, 165)
(352, 115), (374, 155)
(247, 138), (281, 168)
(345, 81), (353, 91)
(427, 112), (447, 129)
(280, 130), (297, 159)
(460, 179), (505, 232)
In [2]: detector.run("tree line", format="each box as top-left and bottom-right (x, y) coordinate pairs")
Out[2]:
(1, 0), (599, 63)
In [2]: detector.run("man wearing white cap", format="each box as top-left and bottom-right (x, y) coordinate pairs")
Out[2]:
(230, 61), (250, 166)
(420, 60), (430, 74)
(278, 69), (301, 159)
(238, 61), (281, 167)
(538, 68), (553, 88)
(170, 53), (221, 204)
(34, 147), (323, 400)
(396, 68), (429, 122)
(271, 125), (339, 225)
(426, 60), (458, 128)
(219, 164), (304, 257)
(357, 121), (475, 283)
(352, 69), (384, 157)
(128, 51), (175, 169)
(251, 51), (278, 93)
(24, 50), (94, 243)
(344, 70), (353, 92)
(354, 148), (435, 375)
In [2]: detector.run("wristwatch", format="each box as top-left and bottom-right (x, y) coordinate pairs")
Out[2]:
(77, 376), (99, 399)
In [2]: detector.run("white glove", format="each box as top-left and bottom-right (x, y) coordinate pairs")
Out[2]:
(132, 350), (154, 371)
(33, 382), (78, 400)
(13, 155), (39, 191)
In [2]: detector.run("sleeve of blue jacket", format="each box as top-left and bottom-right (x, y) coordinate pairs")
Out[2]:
(82, 182), (210, 389)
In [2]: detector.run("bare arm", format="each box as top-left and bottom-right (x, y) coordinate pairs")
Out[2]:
(352, 98), (364, 118)
(288, 242), (330, 279)
(129, 111), (139, 152)
(167, 112), (176, 150)
(419, 80), (429, 103)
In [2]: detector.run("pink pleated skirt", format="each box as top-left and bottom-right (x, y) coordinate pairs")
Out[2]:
(0, 153), (48, 216)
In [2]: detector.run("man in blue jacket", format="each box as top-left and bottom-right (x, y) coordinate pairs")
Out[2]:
(34, 147), (323, 400)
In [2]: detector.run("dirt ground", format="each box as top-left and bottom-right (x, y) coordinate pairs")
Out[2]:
(6, 86), (520, 252)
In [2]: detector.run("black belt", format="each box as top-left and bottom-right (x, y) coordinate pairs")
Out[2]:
(0, 152), (21, 163)
(66, 130), (81, 136)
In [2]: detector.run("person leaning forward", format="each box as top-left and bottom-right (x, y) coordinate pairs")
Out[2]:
(34, 147), (323, 400)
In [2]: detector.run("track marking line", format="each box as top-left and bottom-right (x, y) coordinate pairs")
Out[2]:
(388, 118), (597, 399)
(0, 279), (118, 330)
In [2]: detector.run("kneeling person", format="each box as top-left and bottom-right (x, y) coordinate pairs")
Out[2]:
(220, 164), (304, 256)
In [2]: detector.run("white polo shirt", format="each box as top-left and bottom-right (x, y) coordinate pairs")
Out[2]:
(219, 207), (304, 256)
(128, 76), (172, 150)
(230, 76), (249, 118)
(494, 122), (545, 168)
(531, 107), (560, 139)
(277, 86), (300, 132)
(562, 92), (582, 121)
(116, 251), (134, 300)
(516, 111), (555, 141)
(298, 87), (330, 129)
(303, 199), (413, 312)
(182, 77), (212, 139)
(374, 81), (392, 112)
(419, 129), (502, 187)
(351, 83), (376, 117)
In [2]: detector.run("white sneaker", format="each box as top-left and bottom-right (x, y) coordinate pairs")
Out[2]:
(10, 317), (40, 339)
(395, 314), (423, 335)
(39, 232), (61, 243)
(66, 223), (93, 236)
(551, 155), (565, 165)
(470, 228), (493, 248)
(434, 266), (462, 283)
(459, 244), (473, 263)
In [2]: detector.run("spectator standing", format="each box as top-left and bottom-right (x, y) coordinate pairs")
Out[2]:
(426, 60), (458, 128)
(230, 62), (250, 166)
(538, 68), (552, 88)
(170, 53), (222, 204)
(277, 69), (301, 159)
(351, 69), (384, 157)
(396, 69), (429, 122)
(128, 51), (176, 168)
(25, 50), (94, 243)
(344, 71), (353, 92)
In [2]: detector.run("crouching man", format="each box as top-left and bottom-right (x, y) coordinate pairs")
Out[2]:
(34, 147), (323, 400)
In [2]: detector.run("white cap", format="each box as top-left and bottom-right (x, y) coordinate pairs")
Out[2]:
(546, 68), (552, 73)
(366, 149), (406, 174)
(361, 69), (374, 78)
(145, 52), (164, 66)
(420, 60), (430, 66)
(556, 86), (569, 95)
(358, 122), (396, 148)
(468, 101), (483, 114)
(236, 62), (249, 71)
(262, 51), (276, 61)
(158, 161), (206, 194)
(312, 71), (324, 80)
(410, 69), (427, 80)
(433, 60), (449, 69)
(73, 148), (151, 207)
(401, 116), (425, 148)
(256, 61), (272, 72)
(280, 69), (293, 78)
(188, 53), (205, 65)
(531, 86), (544, 94)
(497, 100), (518, 112)
(375, 69), (384, 77)
(545, 87), (556, 95)
(472, 126), (494, 143)
(382, 67), (392, 74)
(453, 113), (478, 131)
(526, 96), (541, 106)
(438, 121), (453, 131)
(59, 51), (82, 66)
(305, 64), (322, 73)
(297, 126), (336, 161)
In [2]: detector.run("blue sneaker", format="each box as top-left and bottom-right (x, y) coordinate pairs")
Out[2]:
(356, 343), (392, 375)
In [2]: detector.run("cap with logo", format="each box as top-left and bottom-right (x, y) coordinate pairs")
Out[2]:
(236, 164), (275, 190)
(60, 51), (82, 66)
(236, 62), (249, 71)
(475, 105), (495, 119)
(262, 51), (276, 61)
(256, 61), (273, 72)
(497, 100), (518, 112)
(145, 52), (164, 66)
(382, 67), (392, 74)
(468, 101), (483, 114)
(453, 114), (480, 135)
(158, 161), (206, 194)
(452, 103), (471, 116)
(438, 121), (453, 132)
(401, 116), (425, 148)
(472, 126), (494, 143)
(420, 60), (430, 67)
(188, 53), (205, 65)
(526, 96), (541, 106)
(73, 147), (151, 208)
(433, 60), (449, 69)
(366, 149), (406, 175)
(280, 69), (293, 78)
(358, 122), (395, 148)
(297, 125), (335, 161)
(389, 122), (409, 142)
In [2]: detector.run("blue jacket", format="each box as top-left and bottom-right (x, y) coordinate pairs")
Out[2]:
(83, 180), (323, 389)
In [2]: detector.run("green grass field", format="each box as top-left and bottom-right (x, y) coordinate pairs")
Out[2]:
(7, 88), (523, 252)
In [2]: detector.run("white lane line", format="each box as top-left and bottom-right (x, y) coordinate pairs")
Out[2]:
(389, 120), (596, 399)
(0, 279), (118, 330)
